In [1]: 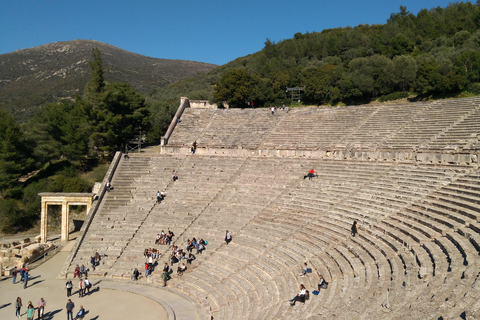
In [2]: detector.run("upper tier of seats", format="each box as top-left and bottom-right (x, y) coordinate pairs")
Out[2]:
(168, 97), (480, 152)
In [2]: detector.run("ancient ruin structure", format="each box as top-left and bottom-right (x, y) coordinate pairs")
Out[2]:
(58, 97), (480, 319)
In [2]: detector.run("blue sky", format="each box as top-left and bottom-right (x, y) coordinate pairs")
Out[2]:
(0, 0), (469, 65)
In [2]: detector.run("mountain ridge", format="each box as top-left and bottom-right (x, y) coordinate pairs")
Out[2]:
(0, 40), (217, 121)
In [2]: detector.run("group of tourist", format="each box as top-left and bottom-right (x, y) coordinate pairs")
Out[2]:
(155, 230), (175, 245)
(14, 296), (85, 320)
(14, 297), (46, 319)
(289, 263), (329, 306)
(269, 103), (290, 114)
(73, 264), (88, 278)
(11, 265), (30, 289)
(134, 233), (207, 283)
(66, 277), (93, 298)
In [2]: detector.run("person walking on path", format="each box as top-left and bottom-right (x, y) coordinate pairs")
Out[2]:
(78, 279), (84, 298)
(26, 301), (35, 320)
(37, 298), (46, 319)
(225, 230), (232, 245)
(66, 279), (73, 297)
(172, 170), (178, 181)
(132, 268), (140, 280)
(66, 299), (75, 320)
(144, 262), (149, 278)
(15, 297), (22, 318)
(351, 220), (358, 237)
(12, 266), (18, 284)
(19, 266), (25, 283)
(23, 269), (29, 289)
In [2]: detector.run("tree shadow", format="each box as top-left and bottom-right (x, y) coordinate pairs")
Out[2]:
(0, 302), (11, 309)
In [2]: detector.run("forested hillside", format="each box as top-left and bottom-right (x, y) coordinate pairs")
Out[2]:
(149, 2), (480, 110)
(0, 49), (150, 234)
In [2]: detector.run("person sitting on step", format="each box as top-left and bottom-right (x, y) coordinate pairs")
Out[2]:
(318, 275), (328, 290)
(300, 262), (311, 276)
(290, 284), (308, 306)
(177, 263), (187, 275)
(303, 169), (318, 180)
(187, 253), (196, 265)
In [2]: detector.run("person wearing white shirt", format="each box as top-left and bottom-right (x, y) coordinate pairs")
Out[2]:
(290, 284), (307, 306)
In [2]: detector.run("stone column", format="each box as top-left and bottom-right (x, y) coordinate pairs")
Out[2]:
(61, 201), (69, 242)
(40, 200), (48, 243)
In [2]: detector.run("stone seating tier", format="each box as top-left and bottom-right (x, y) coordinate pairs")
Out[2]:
(65, 98), (480, 319)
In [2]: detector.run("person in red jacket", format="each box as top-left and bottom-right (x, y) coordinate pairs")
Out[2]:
(304, 169), (318, 180)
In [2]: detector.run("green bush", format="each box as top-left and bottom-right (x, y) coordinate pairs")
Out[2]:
(378, 91), (409, 102)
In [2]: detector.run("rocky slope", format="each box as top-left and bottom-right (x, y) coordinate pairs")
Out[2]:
(0, 40), (217, 121)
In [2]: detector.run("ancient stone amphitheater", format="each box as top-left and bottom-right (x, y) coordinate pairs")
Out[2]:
(62, 97), (480, 320)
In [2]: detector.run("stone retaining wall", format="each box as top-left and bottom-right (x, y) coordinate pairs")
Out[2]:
(159, 145), (479, 166)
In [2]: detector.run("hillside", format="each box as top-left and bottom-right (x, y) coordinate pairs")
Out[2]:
(0, 40), (217, 121)
(150, 2), (480, 109)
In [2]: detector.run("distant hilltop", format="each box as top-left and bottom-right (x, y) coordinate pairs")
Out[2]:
(0, 40), (217, 121)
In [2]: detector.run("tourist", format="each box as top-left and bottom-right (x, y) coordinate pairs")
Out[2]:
(66, 279), (73, 297)
(124, 151), (129, 159)
(15, 297), (22, 318)
(79, 264), (87, 277)
(23, 268), (29, 289)
(304, 168), (318, 180)
(12, 266), (17, 284)
(37, 297), (46, 319)
(300, 262), (310, 276)
(191, 141), (197, 154)
(177, 263), (187, 275)
(84, 278), (92, 294)
(163, 263), (170, 273)
(196, 241), (205, 254)
(90, 256), (96, 271)
(78, 279), (84, 298)
(66, 299), (75, 320)
(26, 301), (35, 320)
(225, 230), (232, 245)
(132, 268), (140, 281)
(290, 284), (308, 306)
(351, 220), (358, 237)
(318, 275), (328, 290)
(187, 253), (196, 265)
(161, 271), (169, 287)
(157, 191), (161, 203)
(172, 170), (178, 181)
(144, 262), (149, 278)
(76, 305), (86, 319)
(105, 181), (112, 191)
(73, 265), (80, 278)
(19, 266), (25, 283)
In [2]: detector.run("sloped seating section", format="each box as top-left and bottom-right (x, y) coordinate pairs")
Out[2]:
(67, 98), (480, 319)
(168, 97), (480, 152)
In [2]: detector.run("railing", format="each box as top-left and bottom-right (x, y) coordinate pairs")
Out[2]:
(161, 97), (190, 145)
(59, 151), (123, 278)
